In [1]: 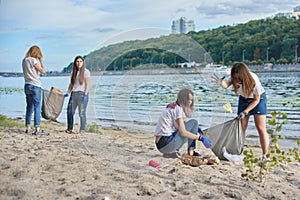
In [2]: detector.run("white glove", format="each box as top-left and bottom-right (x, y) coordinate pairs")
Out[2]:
(211, 73), (225, 86)
(238, 111), (248, 119)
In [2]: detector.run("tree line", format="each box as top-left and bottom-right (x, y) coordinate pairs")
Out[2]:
(62, 16), (300, 72)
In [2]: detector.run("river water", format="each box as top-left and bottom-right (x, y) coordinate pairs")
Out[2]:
(0, 70), (299, 147)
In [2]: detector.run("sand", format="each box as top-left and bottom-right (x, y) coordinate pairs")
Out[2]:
(0, 120), (299, 200)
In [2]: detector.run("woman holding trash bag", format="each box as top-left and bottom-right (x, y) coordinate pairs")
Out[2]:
(64, 56), (90, 134)
(212, 62), (269, 161)
(22, 45), (46, 135)
(154, 88), (211, 157)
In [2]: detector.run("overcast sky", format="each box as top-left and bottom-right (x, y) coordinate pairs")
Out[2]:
(0, 0), (298, 72)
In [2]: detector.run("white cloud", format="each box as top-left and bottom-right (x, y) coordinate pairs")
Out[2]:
(195, 0), (298, 18)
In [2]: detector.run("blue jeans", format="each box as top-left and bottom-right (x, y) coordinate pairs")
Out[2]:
(67, 91), (88, 131)
(156, 119), (198, 154)
(24, 84), (42, 127)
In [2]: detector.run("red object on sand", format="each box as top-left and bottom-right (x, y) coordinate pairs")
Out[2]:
(149, 160), (161, 169)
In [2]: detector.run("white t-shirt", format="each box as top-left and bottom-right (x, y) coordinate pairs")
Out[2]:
(22, 57), (42, 88)
(154, 105), (186, 136)
(72, 69), (90, 92)
(236, 72), (265, 98)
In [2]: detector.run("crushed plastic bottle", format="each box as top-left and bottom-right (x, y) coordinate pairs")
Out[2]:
(222, 147), (244, 164)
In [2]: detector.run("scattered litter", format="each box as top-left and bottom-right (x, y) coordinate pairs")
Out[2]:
(223, 147), (244, 164)
(223, 102), (233, 114)
(149, 160), (162, 170)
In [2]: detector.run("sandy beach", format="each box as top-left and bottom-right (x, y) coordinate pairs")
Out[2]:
(0, 119), (299, 200)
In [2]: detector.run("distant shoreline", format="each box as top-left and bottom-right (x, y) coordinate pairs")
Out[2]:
(1, 67), (299, 77)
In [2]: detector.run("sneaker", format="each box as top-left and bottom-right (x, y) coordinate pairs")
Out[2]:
(257, 154), (269, 166)
(65, 130), (76, 134)
(163, 152), (181, 158)
(25, 129), (34, 134)
(33, 130), (49, 136)
(176, 151), (181, 158)
(193, 151), (201, 157)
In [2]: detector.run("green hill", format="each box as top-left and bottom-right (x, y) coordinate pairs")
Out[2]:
(62, 17), (300, 72)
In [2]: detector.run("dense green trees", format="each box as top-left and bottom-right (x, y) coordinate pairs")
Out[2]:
(62, 17), (300, 72)
(190, 17), (300, 66)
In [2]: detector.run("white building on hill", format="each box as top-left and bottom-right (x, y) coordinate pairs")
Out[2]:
(171, 17), (195, 34)
(275, 5), (300, 19)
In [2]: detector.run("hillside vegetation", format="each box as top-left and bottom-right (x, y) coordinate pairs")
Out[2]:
(62, 17), (300, 72)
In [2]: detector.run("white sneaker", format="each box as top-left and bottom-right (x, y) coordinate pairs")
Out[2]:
(257, 154), (269, 166)
(163, 152), (181, 158)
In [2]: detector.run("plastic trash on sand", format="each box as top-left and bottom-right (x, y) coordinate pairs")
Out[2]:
(149, 160), (162, 170)
(223, 102), (233, 114)
(223, 147), (244, 164)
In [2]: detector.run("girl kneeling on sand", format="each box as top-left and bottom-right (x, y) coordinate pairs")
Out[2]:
(154, 88), (211, 157)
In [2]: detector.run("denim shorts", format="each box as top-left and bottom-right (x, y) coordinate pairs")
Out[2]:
(238, 92), (267, 115)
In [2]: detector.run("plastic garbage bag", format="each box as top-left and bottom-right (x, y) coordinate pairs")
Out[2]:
(202, 117), (244, 160)
(42, 87), (64, 121)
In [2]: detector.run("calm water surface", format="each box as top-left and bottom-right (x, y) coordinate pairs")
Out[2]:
(0, 71), (299, 147)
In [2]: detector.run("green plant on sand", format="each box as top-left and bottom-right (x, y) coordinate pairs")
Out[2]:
(0, 114), (23, 128)
(86, 123), (102, 134)
(242, 110), (300, 183)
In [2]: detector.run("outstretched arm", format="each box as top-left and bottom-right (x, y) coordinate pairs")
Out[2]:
(221, 79), (232, 89)
(211, 73), (232, 89)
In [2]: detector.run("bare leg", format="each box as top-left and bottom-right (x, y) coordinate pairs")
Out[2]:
(254, 115), (269, 155)
(241, 115), (250, 140)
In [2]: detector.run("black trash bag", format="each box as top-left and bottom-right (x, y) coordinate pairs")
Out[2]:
(42, 87), (64, 121)
(202, 117), (244, 160)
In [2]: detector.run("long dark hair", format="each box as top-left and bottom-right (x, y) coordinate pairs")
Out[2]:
(231, 62), (255, 97)
(70, 56), (86, 86)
